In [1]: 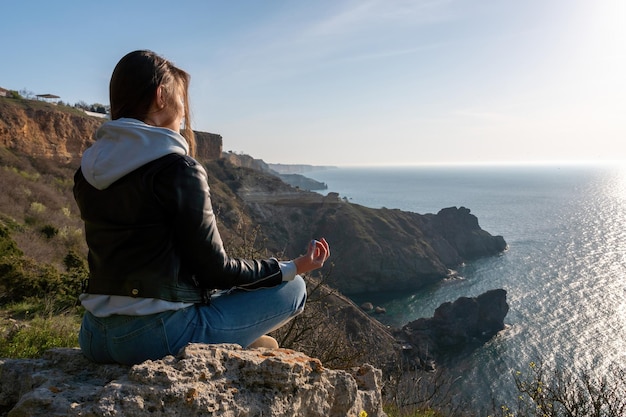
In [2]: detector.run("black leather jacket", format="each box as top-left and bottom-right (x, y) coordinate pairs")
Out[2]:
(73, 153), (283, 303)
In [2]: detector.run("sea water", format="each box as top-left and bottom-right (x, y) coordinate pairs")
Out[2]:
(306, 164), (626, 411)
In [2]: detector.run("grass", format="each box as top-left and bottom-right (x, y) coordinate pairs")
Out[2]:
(0, 95), (92, 117)
(0, 311), (80, 358)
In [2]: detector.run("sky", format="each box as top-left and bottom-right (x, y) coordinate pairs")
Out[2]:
(1, 0), (624, 166)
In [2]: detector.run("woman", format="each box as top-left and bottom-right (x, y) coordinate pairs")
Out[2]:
(73, 50), (330, 365)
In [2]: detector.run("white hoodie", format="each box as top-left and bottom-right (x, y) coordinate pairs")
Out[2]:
(81, 118), (189, 190)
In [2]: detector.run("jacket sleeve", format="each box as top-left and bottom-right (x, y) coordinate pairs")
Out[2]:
(153, 156), (283, 290)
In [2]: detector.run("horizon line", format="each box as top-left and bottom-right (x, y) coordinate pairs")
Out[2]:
(271, 159), (626, 169)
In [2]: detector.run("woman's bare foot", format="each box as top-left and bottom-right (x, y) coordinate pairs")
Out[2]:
(248, 335), (279, 349)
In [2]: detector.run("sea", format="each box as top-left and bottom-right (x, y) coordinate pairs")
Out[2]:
(305, 163), (626, 412)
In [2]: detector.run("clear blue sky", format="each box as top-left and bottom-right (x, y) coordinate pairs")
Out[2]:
(1, 0), (624, 166)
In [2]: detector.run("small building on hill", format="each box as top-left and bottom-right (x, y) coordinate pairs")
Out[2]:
(0, 87), (10, 97)
(36, 93), (60, 103)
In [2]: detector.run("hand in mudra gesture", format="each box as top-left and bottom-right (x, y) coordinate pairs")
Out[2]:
(294, 238), (330, 274)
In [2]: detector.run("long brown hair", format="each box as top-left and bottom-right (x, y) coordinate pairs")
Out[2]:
(109, 50), (196, 156)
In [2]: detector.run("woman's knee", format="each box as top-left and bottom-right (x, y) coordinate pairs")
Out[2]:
(288, 274), (307, 313)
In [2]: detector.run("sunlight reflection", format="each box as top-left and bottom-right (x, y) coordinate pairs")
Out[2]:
(612, 165), (626, 201)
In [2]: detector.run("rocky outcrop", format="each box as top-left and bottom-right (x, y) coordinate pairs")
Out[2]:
(393, 289), (509, 370)
(276, 173), (328, 191)
(0, 344), (386, 417)
(425, 207), (507, 262)
(194, 131), (223, 161)
(210, 155), (507, 296)
(222, 151), (275, 173)
(226, 167), (508, 295)
(221, 152), (327, 190)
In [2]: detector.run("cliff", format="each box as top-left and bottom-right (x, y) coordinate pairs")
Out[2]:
(194, 130), (223, 161)
(215, 161), (507, 294)
(0, 98), (102, 163)
(223, 152), (327, 190)
(0, 97), (223, 164)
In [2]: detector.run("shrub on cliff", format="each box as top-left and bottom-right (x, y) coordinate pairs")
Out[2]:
(509, 361), (626, 417)
(0, 224), (84, 358)
(0, 224), (84, 311)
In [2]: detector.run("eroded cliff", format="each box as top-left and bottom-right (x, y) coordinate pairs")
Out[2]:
(211, 159), (508, 295)
(0, 98), (223, 164)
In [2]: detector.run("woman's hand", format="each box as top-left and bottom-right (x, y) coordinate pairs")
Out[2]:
(293, 238), (330, 275)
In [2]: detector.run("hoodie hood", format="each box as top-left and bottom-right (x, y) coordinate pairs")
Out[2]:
(81, 118), (189, 190)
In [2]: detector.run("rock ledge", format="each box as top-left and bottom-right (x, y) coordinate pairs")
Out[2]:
(0, 343), (386, 417)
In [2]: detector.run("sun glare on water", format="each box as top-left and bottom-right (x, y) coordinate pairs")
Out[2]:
(611, 164), (626, 201)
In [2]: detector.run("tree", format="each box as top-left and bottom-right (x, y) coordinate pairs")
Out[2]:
(74, 101), (89, 111)
(19, 89), (34, 99)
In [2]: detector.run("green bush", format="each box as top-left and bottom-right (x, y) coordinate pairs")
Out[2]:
(0, 223), (23, 257)
(63, 250), (87, 272)
(40, 224), (59, 239)
(0, 255), (61, 301)
(0, 314), (80, 358)
(0, 225), (84, 311)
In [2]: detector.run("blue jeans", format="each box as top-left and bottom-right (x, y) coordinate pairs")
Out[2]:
(79, 276), (307, 365)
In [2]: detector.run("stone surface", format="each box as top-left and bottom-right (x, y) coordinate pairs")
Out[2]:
(0, 344), (386, 417)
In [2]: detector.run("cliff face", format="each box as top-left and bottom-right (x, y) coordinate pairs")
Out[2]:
(0, 98), (222, 164)
(310, 205), (506, 294)
(0, 99), (102, 164)
(213, 161), (507, 295)
(194, 130), (223, 161)
(222, 151), (274, 173)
